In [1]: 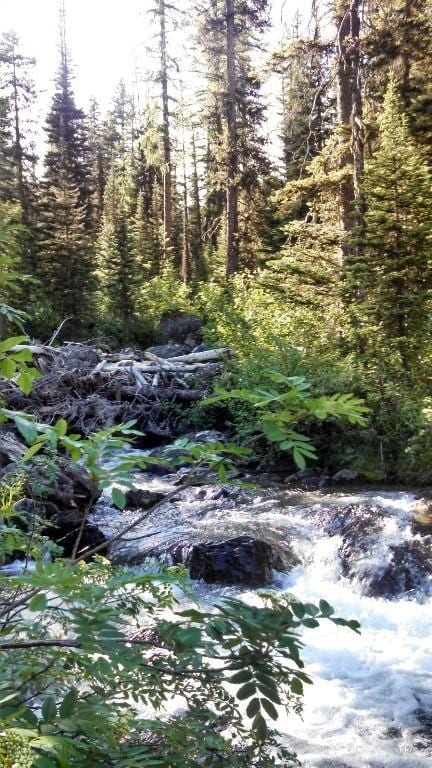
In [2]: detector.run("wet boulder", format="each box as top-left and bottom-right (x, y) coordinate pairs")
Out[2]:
(314, 503), (432, 598)
(53, 522), (107, 558)
(284, 468), (329, 490)
(182, 535), (281, 586)
(28, 461), (101, 514)
(331, 469), (359, 483)
(183, 430), (227, 445)
(360, 537), (432, 598)
(13, 497), (106, 558)
(124, 489), (165, 510)
(156, 311), (203, 346)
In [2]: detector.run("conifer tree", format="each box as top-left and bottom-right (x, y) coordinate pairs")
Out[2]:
(365, 0), (432, 163)
(196, 0), (270, 276)
(0, 32), (36, 221)
(0, 94), (14, 202)
(349, 78), (432, 366)
(271, 4), (332, 182)
(96, 168), (139, 338)
(38, 3), (94, 329)
(86, 97), (105, 234)
(0, 31), (38, 274)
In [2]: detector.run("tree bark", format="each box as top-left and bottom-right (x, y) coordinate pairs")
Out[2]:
(11, 53), (28, 224)
(181, 139), (192, 284)
(335, 0), (364, 264)
(191, 131), (203, 252)
(158, 0), (173, 256)
(225, 0), (239, 277)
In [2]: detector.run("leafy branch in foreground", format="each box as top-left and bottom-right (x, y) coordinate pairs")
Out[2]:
(0, 547), (360, 767)
(204, 371), (368, 468)
(0, 333), (362, 766)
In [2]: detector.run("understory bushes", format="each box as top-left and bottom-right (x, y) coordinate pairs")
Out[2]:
(188, 278), (432, 484)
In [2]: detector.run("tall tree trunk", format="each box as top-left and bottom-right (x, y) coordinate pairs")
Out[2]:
(335, 1), (364, 265)
(181, 138), (192, 284)
(225, 0), (239, 277)
(11, 56), (27, 222)
(191, 131), (202, 252)
(158, 0), (172, 256)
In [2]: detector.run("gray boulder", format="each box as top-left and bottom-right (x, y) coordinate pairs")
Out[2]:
(145, 343), (189, 359)
(332, 469), (359, 483)
(156, 311), (203, 346)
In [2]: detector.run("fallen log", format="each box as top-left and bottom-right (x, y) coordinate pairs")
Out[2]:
(95, 361), (223, 375)
(11, 344), (61, 355)
(144, 347), (235, 364)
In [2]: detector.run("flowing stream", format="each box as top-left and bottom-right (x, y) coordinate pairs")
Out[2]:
(92, 467), (432, 768)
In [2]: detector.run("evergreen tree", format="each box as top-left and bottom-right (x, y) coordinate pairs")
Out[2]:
(96, 168), (138, 338)
(0, 32), (36, 217)
(38, 169), (92, 322)
(0, 94), (15, 212)
(196, 0), (270, 276)
(348, 78), (432, 366)
(86, 97), (105, 234)
(271, 4), (332, 182)
(365, 0), (432, 163)
(38, 3), (94, 329)
(0, 31), (38, 273)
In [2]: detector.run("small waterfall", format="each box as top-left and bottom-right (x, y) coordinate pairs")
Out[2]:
(92, 478), (432, 767)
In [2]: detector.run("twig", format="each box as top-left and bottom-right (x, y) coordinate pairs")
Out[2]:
(45, 317), (73, 347)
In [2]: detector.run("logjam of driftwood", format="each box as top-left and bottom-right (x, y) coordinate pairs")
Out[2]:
(1, 344), (234, 436)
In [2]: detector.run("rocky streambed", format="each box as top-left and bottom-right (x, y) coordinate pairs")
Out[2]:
(88, 462), (432, 768)
(1, 320), (431, 765)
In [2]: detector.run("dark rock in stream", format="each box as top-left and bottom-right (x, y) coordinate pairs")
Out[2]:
(29, 461), (102, 514)
(53, 522), (106, 558)
(331, 469), (359, 483)
(14, 497), (107, 558)
(8, 462), (104, 558)
(180, 535), (283, 586)
(411, 709), (432, 753)
(284, 468), (329, 490)
(124, 489), (166, 510)
(314, 503), (432, 598)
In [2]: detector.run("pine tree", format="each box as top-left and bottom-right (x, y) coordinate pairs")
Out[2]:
(96, 168), (138, 338)
(86, 98), (105, 234)
(0, 32), (36, 219)
(39, 168), (92, 322)
(0, 94), (14, 202)
(365, 0), (432, 163)
(349, 78), (432, 366)
(271, 4), (332, 182)
(196, 0), (270, 276)
(333, 0), (364, 266)
(0, 31), (38, 273)
(38, 3), (94, 329)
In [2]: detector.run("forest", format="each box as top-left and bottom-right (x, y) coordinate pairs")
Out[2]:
(0, 0), (431, 766)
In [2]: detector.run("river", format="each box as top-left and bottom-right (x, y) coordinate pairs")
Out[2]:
(92, 471), (432, 768)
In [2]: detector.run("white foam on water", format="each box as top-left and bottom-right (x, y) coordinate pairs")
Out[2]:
(93, 476), (432, 766)
(268, 512), (432, 767)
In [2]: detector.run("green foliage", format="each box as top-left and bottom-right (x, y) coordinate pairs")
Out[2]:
(204, 371), (367, 468)
(0, 409), (361, 766)
(0, 543), (359, 767)
(346, 77), (432, 367)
